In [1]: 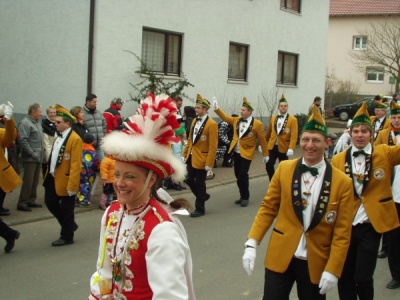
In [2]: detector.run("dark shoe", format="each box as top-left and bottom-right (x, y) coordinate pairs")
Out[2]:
(0, 209), (10, 216)
(51, 238), (74, 247)
(74, 223), (79, 232)
(1, 207), (10, 212)
(234, 199), (242, 205)
(4, 230), (20, 253)
(27, 202), (42, 208)
(205, 193), (210, 201)
(378, 249), (388, 258)
(17, 205), (32, 212)
(241, 200), (249, 207)
(190, 210), (205, 218)
(386, 279), (400, 289)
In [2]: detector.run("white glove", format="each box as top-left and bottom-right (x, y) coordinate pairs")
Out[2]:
(212, 97), (219, 110)
(242, 247), (256, 275)
(181, 156), (186, 163)
(4, 101), (13, 120)
(67, 190), (76, 196)
(319, 271), (338, 295)
(263, 156), (269, 164)
(0, 104), (5, 117)
(286, 148), (294, 157)
(205, 166), (212, 172)
(258, 145), (262, 153)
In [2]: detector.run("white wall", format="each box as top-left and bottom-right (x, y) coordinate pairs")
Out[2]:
(0, 0), (89, 118)
(1, 0), (329, 121)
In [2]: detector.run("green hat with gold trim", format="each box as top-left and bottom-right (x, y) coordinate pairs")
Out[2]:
(196, 94), (210, 109)
(302, 104), (328, 136)
(242, 97), (254, 111)
(390, 100), (400, 115)
(56, 104), (76, 123)
(374, 100), (388, 109)
(351, 102), (371, 127)
(279, 94), (287, 103)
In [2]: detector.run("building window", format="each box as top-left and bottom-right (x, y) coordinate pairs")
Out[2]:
(276, 51), (298, 85)
(228, 43), (249, 81)
(353, 36), (367, 50)
(280, 0), (301, 13)
(366, 68), (384, 83)
(141, 28), (182, 76)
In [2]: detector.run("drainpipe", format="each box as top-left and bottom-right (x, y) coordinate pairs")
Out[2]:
(87, 0), (95, 94)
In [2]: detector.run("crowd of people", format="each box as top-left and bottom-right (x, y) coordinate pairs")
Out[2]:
(1, 91), (400, 299)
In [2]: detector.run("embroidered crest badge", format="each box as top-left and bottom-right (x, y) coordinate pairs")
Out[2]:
(325, 211), (337, 224)
(63, 153), (71, 160)
(373, 168), (385, 180)
(200, 135), (207, 141)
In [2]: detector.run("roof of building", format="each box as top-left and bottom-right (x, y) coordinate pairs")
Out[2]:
(330, 0), (400, 16)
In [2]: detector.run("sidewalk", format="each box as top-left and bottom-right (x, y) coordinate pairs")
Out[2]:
(2, 124), (345, 226)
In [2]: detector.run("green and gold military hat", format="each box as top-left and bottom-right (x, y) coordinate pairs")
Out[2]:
(390, 100), (400, 115)
(242, 97), (254, 111)
(196, 94), (210, 109)
(351, 102), (371, 127)
(56, 104), (76, 123)
(279, 94), (287, 103)
(374, 100), (388, 109)
(302, 104), (328, 136)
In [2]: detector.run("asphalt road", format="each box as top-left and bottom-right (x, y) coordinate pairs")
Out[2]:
(1, 176), (399, 299)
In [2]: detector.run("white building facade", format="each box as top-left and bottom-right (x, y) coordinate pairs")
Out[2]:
(1, 0), (329, 121)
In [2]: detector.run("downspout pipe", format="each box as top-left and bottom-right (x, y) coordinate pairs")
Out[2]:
(87, 0), (95, 94)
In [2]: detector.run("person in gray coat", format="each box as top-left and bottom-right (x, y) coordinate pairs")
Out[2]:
(17, 103), (44, 211)
(83, 94), (106, 162)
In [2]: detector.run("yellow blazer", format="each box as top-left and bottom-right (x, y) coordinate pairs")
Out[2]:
(44, 130), (83, 196)
(0, 118), (22, 192)
(264, 114), (298, 156)
(214, 108), (268, 159)
(331, 144), (400, 233)
(374, 127), (395, 146)
(248, 158), (354, 284)
(182, 116), (218, 169)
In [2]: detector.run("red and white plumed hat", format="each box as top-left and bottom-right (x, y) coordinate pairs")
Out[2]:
(101, 93), (186, 181)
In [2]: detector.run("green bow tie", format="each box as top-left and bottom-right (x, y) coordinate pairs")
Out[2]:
(277, 115), (284, 118)
(353, 150), (367, 157)
(240, 118), (247, 123)
(300, 164), (319, 176)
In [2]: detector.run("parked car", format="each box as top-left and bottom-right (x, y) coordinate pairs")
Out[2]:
(333, 96), (392, 121)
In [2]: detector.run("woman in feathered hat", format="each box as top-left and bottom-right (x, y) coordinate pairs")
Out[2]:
(89, 94), (196, 300)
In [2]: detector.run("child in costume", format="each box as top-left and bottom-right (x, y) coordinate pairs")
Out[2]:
(99, 155), (116, 210)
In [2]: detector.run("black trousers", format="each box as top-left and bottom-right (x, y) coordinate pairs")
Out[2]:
(388, 203), (400, 280)
(263, 258), (325, 300)
(338, 223), (381, 300)
(44, 175), (75, 241)
(0, 187), (6, 209)
(185, 155), (207, 213)
(265, 145), (288, 181)
(0, 219), (16, 241)
(233, 152), (252, 200)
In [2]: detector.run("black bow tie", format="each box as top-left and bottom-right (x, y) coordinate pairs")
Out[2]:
(353, 150), (367, 157)
(277, 115), (284, 119)
(57, 132), (62, 137)
(393, 131), (400, 135)
(240, 118), (247, 123)
(196, 117), (202, 121)
(300, 164), (319, 176)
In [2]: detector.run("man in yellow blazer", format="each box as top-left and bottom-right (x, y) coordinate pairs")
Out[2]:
(182, 94), (218, 217)
(213, 96), (269, 207)
(331, 102), (400, 299)
(242, 105), (354, 299)
(43, 104), (83, 246)
(371, 98), (391, 141)
(0, 102), (22, 253)
(264, 95), (298, 181)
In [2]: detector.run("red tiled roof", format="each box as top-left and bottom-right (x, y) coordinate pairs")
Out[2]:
(330, 0), (400, 16)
